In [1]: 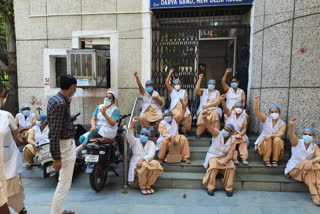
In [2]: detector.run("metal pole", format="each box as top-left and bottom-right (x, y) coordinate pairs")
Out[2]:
(122, 125), (128, 189)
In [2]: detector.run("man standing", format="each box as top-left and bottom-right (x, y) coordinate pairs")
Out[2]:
(47, 75), (77, 214)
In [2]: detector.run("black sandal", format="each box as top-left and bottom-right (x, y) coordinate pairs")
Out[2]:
(62, 210), (75, 214)
(19, 207), (27, 214)
(264, 161), (272, 167)
(272, 161), (278, 167)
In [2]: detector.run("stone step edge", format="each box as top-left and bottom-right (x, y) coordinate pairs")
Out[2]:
(159, 172), (296, 183)
(161, 160), (287, 168)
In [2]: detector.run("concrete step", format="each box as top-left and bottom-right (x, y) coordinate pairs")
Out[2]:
(186, 135), (259, 147)
(162, 160), (286, 174)
(154, 172), (307, 192)
(189, 146), (290, 161)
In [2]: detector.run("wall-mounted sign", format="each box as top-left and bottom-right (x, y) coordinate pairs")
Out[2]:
(150, 0), (254, 9)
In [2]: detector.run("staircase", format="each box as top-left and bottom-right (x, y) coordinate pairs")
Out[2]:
(154, 134), (308, 192)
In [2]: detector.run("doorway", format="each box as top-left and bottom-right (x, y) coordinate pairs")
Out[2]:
(199, 38), (236, 93)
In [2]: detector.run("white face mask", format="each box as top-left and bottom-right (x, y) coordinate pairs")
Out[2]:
(271, 113), (279, 120)
(174, 85), (181, 91)
(103, 98), (111, 107)
(234, 108), (243, 114)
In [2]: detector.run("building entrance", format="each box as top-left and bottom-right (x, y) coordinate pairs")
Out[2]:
(151, 6), (251, 118)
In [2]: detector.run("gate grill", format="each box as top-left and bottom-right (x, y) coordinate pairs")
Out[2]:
(152, 6), (252, 119)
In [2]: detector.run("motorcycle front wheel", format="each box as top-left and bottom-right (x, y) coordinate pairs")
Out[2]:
(89, 163), (108, 192)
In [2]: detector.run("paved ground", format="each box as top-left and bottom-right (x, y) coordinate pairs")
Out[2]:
(10, 171), (319, 214)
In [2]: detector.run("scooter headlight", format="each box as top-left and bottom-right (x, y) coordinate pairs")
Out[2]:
(99, 151), (106, 155)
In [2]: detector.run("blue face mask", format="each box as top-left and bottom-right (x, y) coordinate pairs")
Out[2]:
(146, 87), (153, 93)
(36, 121), (42, 127)
(208, 84), (215, 91)
(221, 129), (230, 137)
(70, 90), (76, 97)
(140, 135), (148, 143)
(164, 116), (172, 123)
(231, 82), (238, 88)
(22, 110), (31, 117)
(303, 135), (313, 144)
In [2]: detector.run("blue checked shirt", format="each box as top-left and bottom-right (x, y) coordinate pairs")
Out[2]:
(47, 92), (75, 160)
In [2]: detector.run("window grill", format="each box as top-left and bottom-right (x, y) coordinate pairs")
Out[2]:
(67, 49), (110, 88)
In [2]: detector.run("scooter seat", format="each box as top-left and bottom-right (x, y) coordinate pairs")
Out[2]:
(86, 143), (100, 150)
(88, 138), (115, 145)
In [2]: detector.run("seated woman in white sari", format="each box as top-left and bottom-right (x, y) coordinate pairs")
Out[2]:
(157, 98), (191, 164)
(165, 69), (192, 136)
(76, 91), (120, 153)
(221, 68), (246, 111)
(253, 96), (286, 168)
(23, 114), (49, 170)
(127, 117), (163, 195)
(221, 95), (249, 165)
(195, 73), (222, 139)
(285, 116), (320, 206)
(133, 72), (163, 135)
(202, 118), (237, 197)
(15, 103), (37, 146)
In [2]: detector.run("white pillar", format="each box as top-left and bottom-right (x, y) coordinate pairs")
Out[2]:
(141, 0), (153, 85)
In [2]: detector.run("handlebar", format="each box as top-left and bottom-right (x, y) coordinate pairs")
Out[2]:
(119, 113), (131, 120)
(71, 112), (81, 122)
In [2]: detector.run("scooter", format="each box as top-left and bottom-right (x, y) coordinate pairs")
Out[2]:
(82, 113), (130, 192)
(71, 113), (87, 176)
(36, 140), (57, 178)
(37, 113), (87, 178)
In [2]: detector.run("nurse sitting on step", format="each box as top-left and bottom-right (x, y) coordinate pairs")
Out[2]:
(195, 73), (221, 139)
(127, 117), (163, 195)
(285, 116), (320, 206)
(202, 118), (237, 197)
(133, 72), (163, 136)
(165, 68), (192, 136)
(221, 95), (249, 165)
(15, 103), (37, 146)
(253, 96), (286, 168)
(221, 68), (246, 110)
(157, 98), (191, 164)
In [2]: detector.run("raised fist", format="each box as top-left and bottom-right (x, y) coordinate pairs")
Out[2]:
(289, 116), (297, 125)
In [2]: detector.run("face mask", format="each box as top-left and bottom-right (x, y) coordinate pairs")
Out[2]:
(104, 98), (112, 107)
(70, 90), (76, 97)
(231, 82), (238, 88)
(270, 113), (279, 120)
(164, 116), (172, 123)
(146, 87), (153, 93)
(174, 85), (181, 91)
(221, 129), (230, 137)
(303, 135), (313, 144)
(208, 84), (215, 90)
(234, 108), (243, 114)
(22, 110), (31, 117)
(36, 121), (42, 127)
(140, 135), (148, 143)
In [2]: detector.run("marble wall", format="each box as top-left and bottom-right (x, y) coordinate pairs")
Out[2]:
(249, 0), (320, 139)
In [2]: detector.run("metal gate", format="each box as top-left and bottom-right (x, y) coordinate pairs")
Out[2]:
(152, 27), (199, 116)
(151, 6), (252, 118)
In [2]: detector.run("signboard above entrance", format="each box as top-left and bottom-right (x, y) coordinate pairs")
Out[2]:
(150, 0), (254, 9)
